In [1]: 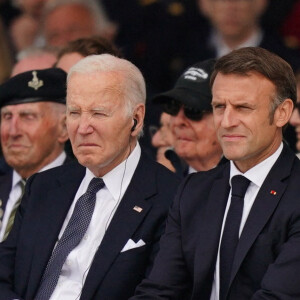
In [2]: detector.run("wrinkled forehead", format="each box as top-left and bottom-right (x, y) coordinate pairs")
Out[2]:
(1, 101), (48, 113)
(66, 72), (127, 109)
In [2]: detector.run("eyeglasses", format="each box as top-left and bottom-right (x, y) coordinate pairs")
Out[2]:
(162, 99), (211, 121)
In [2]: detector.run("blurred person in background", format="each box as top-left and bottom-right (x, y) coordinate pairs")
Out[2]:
(195, 0), (300, 69)
(289, 72), (300, 157)
(41, 0), (116, 49)
(9, 0), (50, 52)
(55, 35), (121, 72)
(151, 112), (176, 173)
(11, 46), (57, 76)
(153, 59), (223, 177)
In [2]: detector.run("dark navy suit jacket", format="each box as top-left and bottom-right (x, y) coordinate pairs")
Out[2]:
(0, 152), (180, 300)
(132, 145), (300, 299)
(0, 156), (72, 219)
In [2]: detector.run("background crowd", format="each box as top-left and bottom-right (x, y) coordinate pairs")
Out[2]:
(1, 0), (300, 155)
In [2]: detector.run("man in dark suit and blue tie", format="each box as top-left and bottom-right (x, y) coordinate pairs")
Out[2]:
(132, 47), (300, 299)
(0, 54), (180, 300)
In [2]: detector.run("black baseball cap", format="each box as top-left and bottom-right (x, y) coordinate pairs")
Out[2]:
(152, 59), (215, 111)
(0, 68), (67, 108)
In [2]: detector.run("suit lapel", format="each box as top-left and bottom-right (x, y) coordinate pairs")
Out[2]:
(27, 163), (85, 298)
(0, 168), (13, 212)
(80, 154), (156, 300)
(230, 145), (295, 287)
(194, 165), (230, 298)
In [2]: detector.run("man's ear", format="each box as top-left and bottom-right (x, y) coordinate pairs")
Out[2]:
(58, 114), (69, 143)
(274, 98), (294, 128)
(130, 103), (145, 137)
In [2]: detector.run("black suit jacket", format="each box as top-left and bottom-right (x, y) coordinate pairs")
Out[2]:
(0, 152), (180, 300)
(132, 145), (300, 299)
(0, 156), (73, 218)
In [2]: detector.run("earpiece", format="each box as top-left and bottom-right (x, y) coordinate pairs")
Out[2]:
(131, 119), (137, 132)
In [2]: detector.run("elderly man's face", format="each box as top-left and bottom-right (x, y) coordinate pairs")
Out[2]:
(0, 102), (66, 177)
(66, 72), (135, 177)
(170, 107), (222, 171)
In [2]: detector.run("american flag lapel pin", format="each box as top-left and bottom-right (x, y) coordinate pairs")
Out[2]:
(270, 190), (277, 195)
(133, 206), (143, 213)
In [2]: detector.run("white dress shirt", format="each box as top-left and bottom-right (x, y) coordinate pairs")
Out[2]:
(210, 29), (263, 58)
(210, 143), (283, 300)
(50, 143), (141, 300)
(0, 151), (66, 241)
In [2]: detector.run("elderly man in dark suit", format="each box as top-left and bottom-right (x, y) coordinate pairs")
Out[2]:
(0, 54), (179, 300)
(131, 47), (300, 299)
(0, 68), (70, 242)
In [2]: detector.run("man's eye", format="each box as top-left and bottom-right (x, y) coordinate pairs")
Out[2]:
(213, 104), (225, 110)
(237, 105), (252, 110)
(93, 112), (107, 117)
(1, 114), (12, 120)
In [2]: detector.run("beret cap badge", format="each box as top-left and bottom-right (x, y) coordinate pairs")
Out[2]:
(28, 71), (44, 91)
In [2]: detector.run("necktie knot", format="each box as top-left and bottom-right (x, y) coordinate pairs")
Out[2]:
(231, 175), (250, 198)
(86, 177), (105, 195)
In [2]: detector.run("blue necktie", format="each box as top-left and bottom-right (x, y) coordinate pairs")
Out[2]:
(35, 177), (105, 300)
(220, 175), (250, 300)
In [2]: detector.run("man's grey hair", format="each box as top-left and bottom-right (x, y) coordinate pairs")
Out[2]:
(43, 0), (115, 36)
(67, 54), (146, 114)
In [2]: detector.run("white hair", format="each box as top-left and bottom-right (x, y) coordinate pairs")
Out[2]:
(68, 54), (146, 113)
(16, 46), (57, 61)
(43, 0), (115, 36)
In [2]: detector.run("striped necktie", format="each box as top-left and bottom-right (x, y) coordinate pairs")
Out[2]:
(3, 179), (26, 240)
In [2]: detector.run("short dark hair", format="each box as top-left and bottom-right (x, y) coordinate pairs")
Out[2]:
(56, 35), (121, 60)
(211, 47), (297, 116)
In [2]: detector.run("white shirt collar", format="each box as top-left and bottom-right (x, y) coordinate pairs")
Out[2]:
(230, 142), (283, 188)
(12, 170), (22, 188)
(84, 143), (141, 201)
(210, 28), (263, 58)
(12, 151), (66, 183)
(39, 151), (67, 173)
(188, 166), (197, 174)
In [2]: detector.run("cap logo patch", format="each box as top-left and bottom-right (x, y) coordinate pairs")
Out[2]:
(184, 67), (208, 82)
(28, 71), (43, 91)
